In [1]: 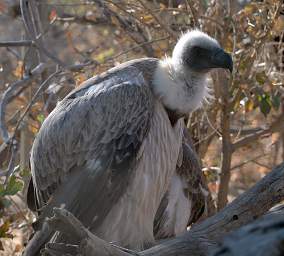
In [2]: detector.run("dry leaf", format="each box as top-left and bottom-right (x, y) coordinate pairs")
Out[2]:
(13, 61), (24, 79)
(49, 9), (57, 21)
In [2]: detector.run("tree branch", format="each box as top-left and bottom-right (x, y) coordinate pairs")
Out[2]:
(0, 40), (33, 47)
(213, 212), (284, 256)
(43, 208), (131, 256)
(232, 113), (284, 150)
(20, 0), (67, 67)
(44, 162), (284, 256)
(0, 62), (47, 144)
(217, 71), (233, 210)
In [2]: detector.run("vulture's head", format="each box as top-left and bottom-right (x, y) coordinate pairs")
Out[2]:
(154, 30), (233, 115)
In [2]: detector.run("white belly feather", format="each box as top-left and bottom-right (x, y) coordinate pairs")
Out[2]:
(96, 100), (184, 250)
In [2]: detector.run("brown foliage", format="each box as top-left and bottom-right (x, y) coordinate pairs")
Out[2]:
(0, 0), (283, 254)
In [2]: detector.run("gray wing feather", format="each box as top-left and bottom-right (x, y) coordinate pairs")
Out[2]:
(30, 66), (154, 227)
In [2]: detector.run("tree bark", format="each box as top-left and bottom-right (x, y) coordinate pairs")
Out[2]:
(213, 211), (284, 256)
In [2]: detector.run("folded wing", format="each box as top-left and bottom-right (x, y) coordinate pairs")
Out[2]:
(30, 66), (154, 230)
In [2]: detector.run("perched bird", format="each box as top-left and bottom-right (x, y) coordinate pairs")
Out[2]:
(25, 30), (232, 255)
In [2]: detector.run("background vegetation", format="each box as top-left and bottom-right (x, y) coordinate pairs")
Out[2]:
(0, 0), (283, 254)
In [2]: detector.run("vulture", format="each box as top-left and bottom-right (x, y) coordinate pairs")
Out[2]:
(24, 30), (232, 255)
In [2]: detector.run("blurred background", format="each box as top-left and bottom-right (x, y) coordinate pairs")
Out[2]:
(0, 0), (283, 254)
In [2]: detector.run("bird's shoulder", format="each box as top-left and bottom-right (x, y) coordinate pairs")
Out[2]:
(66, 57), (158, 99)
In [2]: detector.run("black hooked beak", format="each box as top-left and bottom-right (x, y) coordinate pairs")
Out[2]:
(211, 48), (233, 73)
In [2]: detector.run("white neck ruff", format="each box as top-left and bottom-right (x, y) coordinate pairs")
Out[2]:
(153, 57), (212, 114)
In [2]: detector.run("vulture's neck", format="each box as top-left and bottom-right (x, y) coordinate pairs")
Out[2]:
(152, 58), (210, 117)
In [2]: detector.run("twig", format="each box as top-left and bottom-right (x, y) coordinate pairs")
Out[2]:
(193, 130), (217, 146)
(67, 60), (97, 72)
(12, 71), (62, 137)
(0, 143), (8, 155)
(251, 160), (271, 170)
(229, 127), (264, 136)
(6, 47), (22, 60)
(199, 15), (224, 30)
(55, 14), (109, 26)
(20, 0), (67, 67)
(110, 36), (170, 60)
(93, 0), (156, 57)
(204, 110), (222, 137)
(104, 0), (142, 25)
(37, 2), (95, 7)
(230, 153), (269, 171)
(185, 0), (199, 27)
(136, 0), (178, 40)
(0, 63), (47, 144)
(0, 40), (34, 47)
(232, 113), (284, 150)
(0, 142), (18, 183)
(8, 195), (32, 230)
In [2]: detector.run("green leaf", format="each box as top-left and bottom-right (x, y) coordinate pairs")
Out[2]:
(20, 168), (30, 178)
(37, 114), (45, 124)
(255, 71), (267, 85)
(0, 198), (11, 209)
(0, 184), (5, 197)
(0, 220), (10, 238)
(272, 94), (281, 110)
(257, 94), (271, 116)
(6, 176), (23, 196)
(0, 176), (23, 197)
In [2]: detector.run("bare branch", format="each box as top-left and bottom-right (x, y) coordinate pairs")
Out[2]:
(229, 127), (264, 136)
(3, 142), (18, 182)
(232, 113), (284, 150)
(44, 208), (131, 256)
(20, 0), (67, 67)
(13, 70), (62, 136)
(0, 40), (33, 47)
(98, 0), (156, 57)
(230, 152), (269, 171)
(42, 161), (284, 256)
(0, 143), (18, 179)
(213, 213), (284, 256)
(185, 0), (199, 27)
(217, 71), (233, 210)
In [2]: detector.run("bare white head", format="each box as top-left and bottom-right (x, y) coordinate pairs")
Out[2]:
(153, 30), (232, 115)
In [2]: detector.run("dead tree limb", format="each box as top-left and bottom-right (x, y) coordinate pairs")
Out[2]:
(44, 162), (284, 256)
(43, 208), (131, 256)
(212, 212), (284, 256)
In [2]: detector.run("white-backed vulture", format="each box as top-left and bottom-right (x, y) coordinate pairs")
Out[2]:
(24, 30), (233, 255)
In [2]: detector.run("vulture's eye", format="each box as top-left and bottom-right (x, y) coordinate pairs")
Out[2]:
(191, 46), (209, 58)
(192, 46), (203, 54)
